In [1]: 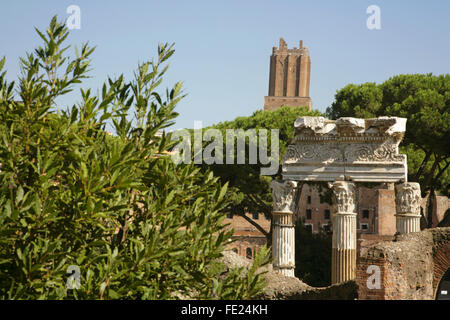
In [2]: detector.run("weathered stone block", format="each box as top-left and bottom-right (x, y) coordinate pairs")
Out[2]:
(282, 116), (408, 183)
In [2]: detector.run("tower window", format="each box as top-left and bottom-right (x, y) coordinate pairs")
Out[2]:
(307, 196), (311, 204)
(360, 223), (369, 230)
(324, 209), (330, 220)
(306, 209), (312, 220)
(246, 248), (253, 259)
(362, 210), (370, 219)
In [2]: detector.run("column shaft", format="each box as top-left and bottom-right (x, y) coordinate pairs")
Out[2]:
(331, 213), (356, 284)
(272, 212), (295, 277)
(330, 181), (357, 284)
(396, 215), (420, 234)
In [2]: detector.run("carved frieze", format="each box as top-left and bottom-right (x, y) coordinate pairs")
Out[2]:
(283, 141), (404, 164)
(283, 144), (342, 164)
(282, 116), (408, 182)
(344, 141), (404, 163)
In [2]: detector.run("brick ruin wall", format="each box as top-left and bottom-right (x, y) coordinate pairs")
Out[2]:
(356, 227), (450, 299)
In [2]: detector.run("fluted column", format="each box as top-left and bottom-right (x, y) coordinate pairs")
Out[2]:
(270, 180), (298, 277)
(395, 182), (421, 234)
(330, 181), (357, 284)
(272, 211), (295, 277)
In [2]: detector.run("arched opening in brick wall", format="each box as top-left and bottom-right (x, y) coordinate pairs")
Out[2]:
(433, 243), (450, 300)
(435, 268), (450, 300)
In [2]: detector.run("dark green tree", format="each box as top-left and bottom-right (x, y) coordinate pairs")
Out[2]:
(294, 219), (332, 287)
(326, 82), (382, 119)
(0, 17), (269, 300)
(201, 106), (324, 243)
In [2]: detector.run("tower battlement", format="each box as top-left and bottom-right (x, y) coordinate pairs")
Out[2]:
(272, 38), (309, 55)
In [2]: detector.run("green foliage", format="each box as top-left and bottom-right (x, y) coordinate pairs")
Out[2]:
(204, 107), (324, 233)
(211, 246), (270, 299)
(327, 82), (382, 119)
(214, 106), (323, 157)
(0, 17), (268, 299)
(327, 74), (450, 196)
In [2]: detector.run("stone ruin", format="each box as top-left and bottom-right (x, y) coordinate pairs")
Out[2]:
(221, 227), (450, 300)
(283, 116), (407, 182)
(271, 116), (423, 284)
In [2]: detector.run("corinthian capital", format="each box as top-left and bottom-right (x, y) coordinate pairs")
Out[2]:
(270, 180), (298, 213)
(330, 181), (356, 214)
(395, 182), (421, 216)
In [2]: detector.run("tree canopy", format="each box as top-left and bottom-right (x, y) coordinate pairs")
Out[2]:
(200, 106), (324, 240)
(326, 74), (450, 197)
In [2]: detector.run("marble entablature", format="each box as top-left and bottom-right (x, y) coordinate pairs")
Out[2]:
(282, 116), (408, 182)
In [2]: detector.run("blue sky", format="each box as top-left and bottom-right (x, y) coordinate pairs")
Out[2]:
(1, 0), (449, 129)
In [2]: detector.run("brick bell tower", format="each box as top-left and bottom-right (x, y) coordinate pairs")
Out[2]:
(264, 38), (312, 111)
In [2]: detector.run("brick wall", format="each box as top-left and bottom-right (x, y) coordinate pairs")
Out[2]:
(297, 183), (396, 236)
(356, 227), (450, 300)
(376, 188), (397, 235)
(357, 256), (386, 299)
(435, 196), (450, 226)
(296, 183), (332, 232)
(223, 212), (270, 259)
(421, 192), (450, 227)
(432, 243), (450, 296)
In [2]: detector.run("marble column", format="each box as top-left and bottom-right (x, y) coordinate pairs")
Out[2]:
(270, 180), (298, 277)
(395, 182), (421, 234)
(330, 181), (357, 284)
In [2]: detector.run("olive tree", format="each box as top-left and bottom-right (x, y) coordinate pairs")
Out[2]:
(0, 17), (268, 300)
